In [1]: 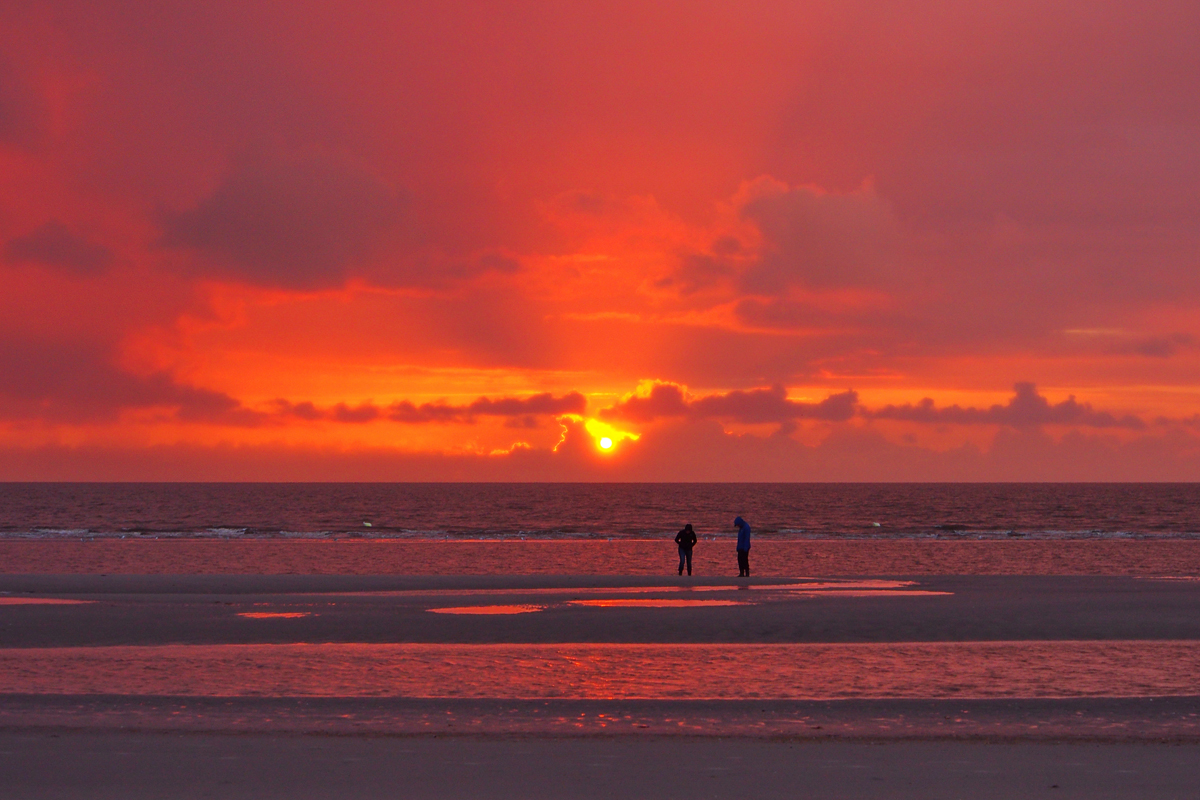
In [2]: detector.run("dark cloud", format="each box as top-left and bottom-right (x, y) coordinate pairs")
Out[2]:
(5, 222), (113, 275)
(392, 391), (586, 423)
(466, 392), (586, 417)
(603, 383), (689, 422)
(332, 403), (382, 424)
(0, 339), (259, 425)
(656, 252), (738, 295)
(385, 401), (469, 424)
(1125, 333), (1194, 358)
(604, 381), (1151, 433)
(158, 149), (525, 290)
(732, 297), (875, 330)
(272, 392), (586, 425)
(160, 151), (406, 289)
(738, 179), (899, 295)
(275, 401), (324, 422)
(0, 56), (45, 147)
(694, 386), (858, 423)
(549, 190), (614, 216)
(871, 383), (1147, 429)
(407, 249), (524, 285)
(602, 382), (858, 425)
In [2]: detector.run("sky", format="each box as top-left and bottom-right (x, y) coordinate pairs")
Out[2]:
(2, 0), (1199, 481)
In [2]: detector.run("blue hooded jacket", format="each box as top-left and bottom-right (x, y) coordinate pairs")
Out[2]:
(734, 516), (751, 551)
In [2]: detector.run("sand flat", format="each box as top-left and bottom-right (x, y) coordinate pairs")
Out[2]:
(1, 732), (1198, 800)
(3, 572), (1199, 748)
(2, 574), (1200, 646)
(2, 538), (1199, 576)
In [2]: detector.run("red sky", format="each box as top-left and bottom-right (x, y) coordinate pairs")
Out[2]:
(2, 0), (1199, 480)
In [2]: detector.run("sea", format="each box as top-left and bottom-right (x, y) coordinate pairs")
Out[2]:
(2, 482), (1198, 540)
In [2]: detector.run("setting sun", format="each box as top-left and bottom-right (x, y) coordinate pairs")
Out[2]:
(582, 418), (639, 453)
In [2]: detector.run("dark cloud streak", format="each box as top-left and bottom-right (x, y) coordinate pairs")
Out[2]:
(5, 222), (113, 275)
(602, 382), (858, 425)
(272, 392), (587, 425)
(0, 339), (258, 425)
(871, 383), (1147, 429)
(161, 151), (406, 290)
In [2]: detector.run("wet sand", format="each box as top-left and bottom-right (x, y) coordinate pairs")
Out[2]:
(2, 537), (1199, 576)
(3, 732), (1198, 800)
(2, 574), (1199, 736)
(5, 695), (1200, 740)
(4, 557), (1199, 797)
(2, 574), (1199, 646)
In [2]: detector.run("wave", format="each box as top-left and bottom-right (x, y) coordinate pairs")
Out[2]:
(4, 528), (1200, 541)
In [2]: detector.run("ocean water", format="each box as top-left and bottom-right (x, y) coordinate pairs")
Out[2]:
(1, 482), (1198, 540)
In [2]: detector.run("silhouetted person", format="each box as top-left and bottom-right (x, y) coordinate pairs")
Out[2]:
(734, 516), (751, 577)
(675, 523), (697, 575)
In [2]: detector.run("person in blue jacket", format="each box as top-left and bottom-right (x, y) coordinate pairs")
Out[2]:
(734, 516), (751, 577)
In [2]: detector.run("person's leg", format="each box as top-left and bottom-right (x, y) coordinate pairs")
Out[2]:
(737, 549), (749, 577)
(678, 546), (685, 575)
(685, 549), (692, 575)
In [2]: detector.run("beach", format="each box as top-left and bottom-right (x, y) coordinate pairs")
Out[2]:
(3, 537), (1200, 576)
(3, 540), (1200, 797)
(4, 734), (1198, 800)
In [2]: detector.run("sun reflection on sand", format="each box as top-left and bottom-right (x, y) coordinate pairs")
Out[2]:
(3, 641), (1198, 700)
(402, 580), (950, 610)
(428, 605), (545, 615)
(568, 599), (743, 608)
(784, 590), (952, 598)
(237, 612), (311, 619)
(421, 586), (946, 612)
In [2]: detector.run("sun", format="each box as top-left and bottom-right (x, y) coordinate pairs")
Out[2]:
(577, 417), (638, 453)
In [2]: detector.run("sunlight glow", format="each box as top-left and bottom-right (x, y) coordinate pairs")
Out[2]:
(583, 418), (639, 453)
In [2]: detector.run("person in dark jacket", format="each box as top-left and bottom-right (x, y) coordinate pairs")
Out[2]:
(675, 523), (697, 575)
(734, 516), (751, 577)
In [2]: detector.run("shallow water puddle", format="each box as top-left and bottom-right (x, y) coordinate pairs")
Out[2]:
(783, 590), (952, 598)
(236, 612), (311, 619)
(0, 597), (93, 605)
(427, 605), (545, 615)
(420, 583), (951, 613)
(567, 599), (743, 608)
